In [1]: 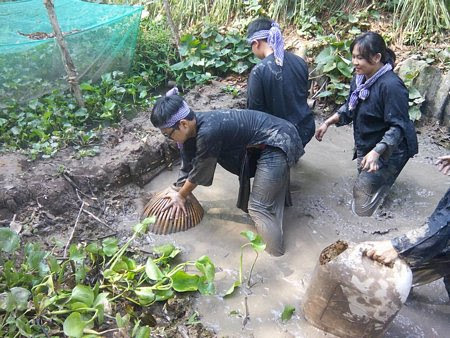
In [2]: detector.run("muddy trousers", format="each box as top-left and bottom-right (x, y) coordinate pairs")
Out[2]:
(353, 149), (409, 217)
(248, 146), (289, 256)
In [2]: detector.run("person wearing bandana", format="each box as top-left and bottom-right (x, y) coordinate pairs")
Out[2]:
(246, 18), (315, 148)
(315, 32), (418, 216)
(150, 88), (304, 256)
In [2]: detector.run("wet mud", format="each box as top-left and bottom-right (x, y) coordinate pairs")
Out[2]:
(1, 80), (449, 337)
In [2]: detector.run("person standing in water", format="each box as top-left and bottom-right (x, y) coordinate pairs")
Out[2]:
(246, 17), (315, 147)
(315, 32), (418, 216)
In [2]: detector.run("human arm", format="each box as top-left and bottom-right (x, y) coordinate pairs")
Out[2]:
(366, 189), (449, 266)
(315, 112), (340, 141)
(247, 69), (266, 112)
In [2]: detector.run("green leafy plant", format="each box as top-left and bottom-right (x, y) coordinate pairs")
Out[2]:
(0, 218), (216, 337)
(313, 37), (353, 104)
(225, 231), (266, 296)
(170, 26), (258, 89)
(0, 71), (155, 159)
(401, 69), (426, 121)
(222, 84), (240, 97)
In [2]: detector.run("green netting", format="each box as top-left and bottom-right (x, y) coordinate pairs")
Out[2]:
(0, 0), (143, 102)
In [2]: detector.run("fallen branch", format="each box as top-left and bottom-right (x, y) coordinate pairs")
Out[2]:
(63, 201), (85, 257)
(82, 208), (117, 233)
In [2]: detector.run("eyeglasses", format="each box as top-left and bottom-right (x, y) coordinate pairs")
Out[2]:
(162, 128), (176, 139)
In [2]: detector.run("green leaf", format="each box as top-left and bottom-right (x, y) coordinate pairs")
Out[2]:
(224, 280), (241, 297)
(135, 287), (156, 305)
(323, 62), (337, 73)
(71, 285), (94, 307)
(0, 292), (15, 312)
(316, 90), (333, 98)
(69, 245), (86, 263)
(0, 228), (20, 253)
(195, 255), (215, 282)
(171, 271), (199, 292)
(102, 238), (119, 257)
(315, 47), (334, 66)
(281, 305), (295, 322)
(15, 315), (32, 337)
(86, 243), (100, 254)
(153, 243), (176, 257)
(10, 287), (31, 311)
(134, 217), (154, 235)
(154, 289), (174, 301)
(145, 258), (163, 281)
(240, 231), (266, 252)
(135, 326), (151, 338)
(408, 105), (422, 121)
(348, 14), (358, 23)
(198, 278), (215, 295)
(409, 87), (422, 100)
(337, 61), (352, 78)
(63, 312), (87, 338)
(115, 313), (130, 328)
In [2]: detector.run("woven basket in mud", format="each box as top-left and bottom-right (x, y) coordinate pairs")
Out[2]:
(142, 187), (204, 235)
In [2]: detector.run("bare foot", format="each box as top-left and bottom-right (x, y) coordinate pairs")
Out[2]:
(364, 240), (399, 265)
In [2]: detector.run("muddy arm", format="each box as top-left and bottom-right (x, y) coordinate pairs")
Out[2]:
(391, 189), (450, 264)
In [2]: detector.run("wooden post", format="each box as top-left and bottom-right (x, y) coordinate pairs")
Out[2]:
(43, 0), (84, 107)
(162, 0), (180, 50)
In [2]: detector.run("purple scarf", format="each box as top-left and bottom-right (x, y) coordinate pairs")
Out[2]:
(348, 63), (392, 111)
(247, 22), (285, 66)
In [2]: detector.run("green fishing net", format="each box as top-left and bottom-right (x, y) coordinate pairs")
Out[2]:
(0, 0), (143, 101)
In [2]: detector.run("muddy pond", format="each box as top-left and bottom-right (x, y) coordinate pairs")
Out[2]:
(137, 125), (449, 337)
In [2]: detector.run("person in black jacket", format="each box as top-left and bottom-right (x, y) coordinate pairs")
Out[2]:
(246, 18), (315, 147)
(365, 155), (450, 298)
(315, 32), (418, 216)
(150, 89), (304, 256)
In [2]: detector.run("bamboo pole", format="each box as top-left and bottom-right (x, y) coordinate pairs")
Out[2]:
(43, 0), (85, 107)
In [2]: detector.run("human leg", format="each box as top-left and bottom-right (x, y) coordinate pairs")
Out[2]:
(248, 147), (289, 256)
(352, 148), (409, 216)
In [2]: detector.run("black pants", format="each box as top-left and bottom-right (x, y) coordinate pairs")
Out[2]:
(352, 147), (409, 216)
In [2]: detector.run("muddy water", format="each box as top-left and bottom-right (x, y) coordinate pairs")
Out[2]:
(138, 125), (449, 337)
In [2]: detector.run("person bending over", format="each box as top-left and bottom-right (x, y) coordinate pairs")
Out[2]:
(150, 88), (304, 256)
(365, 155), (450, 298)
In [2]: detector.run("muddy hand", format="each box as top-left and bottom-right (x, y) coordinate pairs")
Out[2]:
(162, 191), (187, 219)
(364, 240), (398, 266)
(315, 123), (328, 142)
(361, 150), (380, 172)
(435, 155), (450, 176)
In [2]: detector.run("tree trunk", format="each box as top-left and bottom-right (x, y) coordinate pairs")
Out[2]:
(43, 0), (85, 107)
(162, 0), (180, 50)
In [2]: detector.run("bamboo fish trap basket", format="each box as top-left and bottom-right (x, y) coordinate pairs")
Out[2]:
(142, 186), (204, 235)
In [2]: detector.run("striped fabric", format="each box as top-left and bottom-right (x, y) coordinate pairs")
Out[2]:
(247, 22), (285, 66)
(160, 87), (191, 128)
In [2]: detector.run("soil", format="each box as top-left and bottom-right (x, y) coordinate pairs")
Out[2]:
(1, 79), (449, 337)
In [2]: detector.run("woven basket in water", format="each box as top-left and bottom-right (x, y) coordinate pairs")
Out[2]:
(142, 187), (204, 235)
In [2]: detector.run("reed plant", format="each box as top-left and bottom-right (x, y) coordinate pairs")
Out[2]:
(393, 0), (450, 44)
